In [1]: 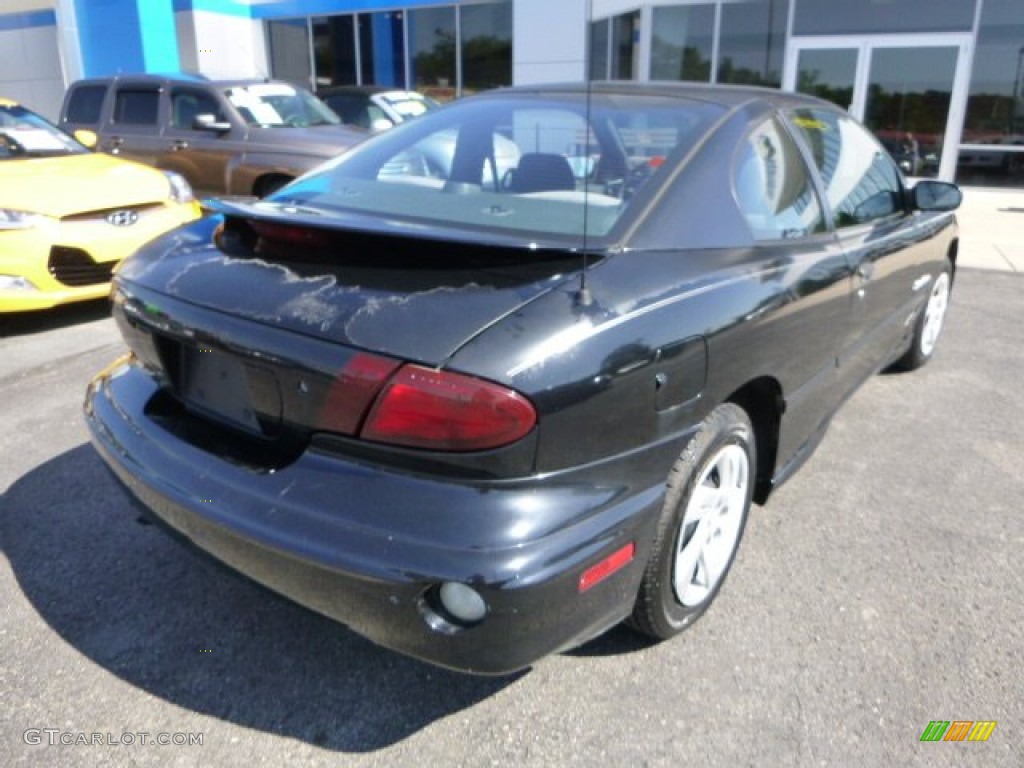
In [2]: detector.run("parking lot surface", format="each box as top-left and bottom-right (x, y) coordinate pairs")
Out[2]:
(1, 267), (1022, 767)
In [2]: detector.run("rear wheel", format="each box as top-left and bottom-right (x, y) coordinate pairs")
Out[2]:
(893, 263), (951, 371)
(630, 403), (755, 640)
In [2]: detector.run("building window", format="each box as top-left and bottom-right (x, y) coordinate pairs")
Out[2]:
(313, 15), (356, 87)
(589, 19), (610, 80)
(650, 4), (715, 82)
(589, 11), (640, 81)
(410, 7), (456, 100)
(362, 11), (406, 88)
(461, 2), (512, 95)
(795, 49), (857, 109)
(612, 11), (640, 80)
(718, 0), (788, 88)
(959, 0), (1024, 183)
(301, 3), (511, 98)
(266, 19), (313, 90)
(792, 0), (975, 36)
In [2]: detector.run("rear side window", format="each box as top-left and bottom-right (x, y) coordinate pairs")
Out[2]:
(64, 85), (106, 125)
(788, 108), (904, 228)
(113, 88), (160, 125)
(733, 117), (825, 241)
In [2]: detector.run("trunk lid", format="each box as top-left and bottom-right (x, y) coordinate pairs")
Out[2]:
(117, 200), (586, 366)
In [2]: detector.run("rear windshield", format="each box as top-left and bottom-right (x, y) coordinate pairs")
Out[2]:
(274, 93), (724, 239)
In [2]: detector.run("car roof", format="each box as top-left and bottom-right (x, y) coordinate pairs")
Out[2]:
(317, 85), (392, 97)
(69, 72), (298, 89)
(492, 81), (838, 112)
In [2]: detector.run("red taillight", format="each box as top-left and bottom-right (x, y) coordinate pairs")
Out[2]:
(317, 353), (402, 434)
(578, 543), (636, 593)
(360, 364), (537, 452)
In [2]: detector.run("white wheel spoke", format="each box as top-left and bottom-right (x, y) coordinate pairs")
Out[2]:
(920, 273), (949, 357)
(686, 484), (719, 522)
(672, 442), (750, 607)
(674, 517), (708, 600)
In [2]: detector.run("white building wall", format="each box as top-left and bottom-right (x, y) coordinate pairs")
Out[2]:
(175, 10), (269, 80)
(53, 0), (83, 85)
(0, 2), (66, 120)
(590, 0), (647, 17)
(513, 0), (587, 84)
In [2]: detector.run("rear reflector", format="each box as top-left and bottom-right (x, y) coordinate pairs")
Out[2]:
(578, 542), (636, 593)
(360, 364), (536, 452)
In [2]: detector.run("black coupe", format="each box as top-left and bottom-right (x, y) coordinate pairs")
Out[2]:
(85, 83), (961, 674)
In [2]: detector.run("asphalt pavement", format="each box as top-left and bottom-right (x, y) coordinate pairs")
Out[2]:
(2, 236), (1023, 766)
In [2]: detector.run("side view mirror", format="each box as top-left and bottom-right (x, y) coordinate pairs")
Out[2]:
(193, 113), (232, 133)
(73, 129), (98, 149)
(912, 180), (962, 212)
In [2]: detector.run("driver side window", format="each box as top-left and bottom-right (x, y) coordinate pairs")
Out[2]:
(171, 89), (224, 130)
(788, 108), (904, 228)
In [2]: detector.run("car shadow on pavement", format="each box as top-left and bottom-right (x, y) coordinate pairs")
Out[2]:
(566, 624), (659, 658)
(0, 299), (111, 337)
(1, 443), (521, 752)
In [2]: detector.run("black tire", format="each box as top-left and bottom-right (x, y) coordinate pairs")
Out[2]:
(893, 262), (952, 372)
(629, 403), (756, 640)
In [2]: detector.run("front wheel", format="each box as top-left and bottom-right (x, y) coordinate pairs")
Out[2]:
(893, 263), (951, 371)
(629, 403), (755, 640)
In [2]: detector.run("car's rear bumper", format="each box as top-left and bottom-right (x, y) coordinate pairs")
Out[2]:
(84, 357), (672, 674)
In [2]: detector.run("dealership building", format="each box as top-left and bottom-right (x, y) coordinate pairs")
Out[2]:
(2, 0), (1022, 184)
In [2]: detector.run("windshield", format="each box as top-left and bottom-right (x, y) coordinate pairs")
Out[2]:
(273, 93), (724, 240)
(379, 92), (438, 122)
(224, 83), (340, 128)
(0, 105), (87, 159)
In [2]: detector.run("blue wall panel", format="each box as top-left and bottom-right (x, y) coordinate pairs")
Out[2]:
(137, 0), (180, 71)
(172, 0), (448, 20)
(74, 0), (179, 76)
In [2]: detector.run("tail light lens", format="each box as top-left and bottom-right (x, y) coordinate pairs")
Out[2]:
(360, 365), (536, 452)
(317, 353), (402, 435)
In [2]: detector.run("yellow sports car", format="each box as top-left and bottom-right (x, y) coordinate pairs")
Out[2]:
(1, 99), (200, 312)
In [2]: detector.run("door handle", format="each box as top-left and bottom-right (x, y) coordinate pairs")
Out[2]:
(105, 137), (123, 154)
(856, 263), (875, 281)
(172, 140), (189, 151)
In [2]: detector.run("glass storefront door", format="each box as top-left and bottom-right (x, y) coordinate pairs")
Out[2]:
(784, 35), (971, 181)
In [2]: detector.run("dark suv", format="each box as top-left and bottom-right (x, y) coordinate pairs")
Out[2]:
(59, 73), (365, 197)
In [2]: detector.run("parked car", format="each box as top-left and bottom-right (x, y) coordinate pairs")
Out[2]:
(957, 135), (1024, 176)
(59, 74), (365, 197)
(0, 98), (199, 313)
(84, 83), (961, 674)
(317, 85), (439, 132)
